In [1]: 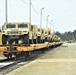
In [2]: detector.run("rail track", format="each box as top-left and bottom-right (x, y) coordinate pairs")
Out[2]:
(0, 50), (45, 75)
(0, 53), (38, 69)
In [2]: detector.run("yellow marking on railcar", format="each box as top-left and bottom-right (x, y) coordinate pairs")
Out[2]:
(0, 42), (63, 53)
(0, 46), (8, 52)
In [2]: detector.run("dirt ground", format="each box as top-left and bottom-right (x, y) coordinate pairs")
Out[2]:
(38, 43), (76, 59)
(6, 43), (76, 75)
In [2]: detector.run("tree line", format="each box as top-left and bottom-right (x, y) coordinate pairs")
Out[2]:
(55, 30), (76, 41)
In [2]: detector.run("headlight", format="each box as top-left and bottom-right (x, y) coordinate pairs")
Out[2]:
(3, 31), (5, 33)
(7, 32), (10, 34)
(19, 32), (21, 34)
(23, 31), (27, 32)
(38, 34), (41, 36)
(19, 31), (21, 33)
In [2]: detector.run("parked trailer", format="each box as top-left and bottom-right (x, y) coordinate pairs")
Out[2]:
(0, 42), (63, 59)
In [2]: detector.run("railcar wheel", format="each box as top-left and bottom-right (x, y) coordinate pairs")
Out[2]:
(25, 52), (30, 57)
(3, 53), (11, 59)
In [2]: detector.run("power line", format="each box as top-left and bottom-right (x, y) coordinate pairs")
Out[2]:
(21, 0), (29, 4)
(21, 0), (40, 15)
(21, 0), (46, 21)
(30, 1), (46, 24)
(31, 3), (45, 21)
(31, 3), (40, 15)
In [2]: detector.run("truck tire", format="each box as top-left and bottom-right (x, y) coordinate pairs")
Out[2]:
(43, 39), (45, 43)
(37, 36), (41, 43)
(15, 40), (18, 44)
(8, 40), (13, 44)
(23, 34), (29, 44)
(45, 37), (47, 42)
(2, 35), (7, 45)
(33, 39), (37, 44)
(30, 39), (33, 44)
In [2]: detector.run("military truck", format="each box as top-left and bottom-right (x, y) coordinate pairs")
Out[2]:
(37, 28), (45, 43)
(2, 22), (33, 44)
(31, 24), (38, 44)
(52, 35), (60, 42)
(43, 28), (51, 42)
(55, 35), (60, 42)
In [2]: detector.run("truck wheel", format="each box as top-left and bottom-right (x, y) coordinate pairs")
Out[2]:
(45, 37), (47, 42)
(37, 36), (41, 43)
(24, 34), (29, 44)
(15, 40), (18, 44)
(43, 39), (45, 43)
(9, 40), (13, 44)
(2, 35), (7, 45)
(29, 39), (33, 44)
(33, 39), (37, 44)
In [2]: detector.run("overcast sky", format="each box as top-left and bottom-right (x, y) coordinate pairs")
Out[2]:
(0, 0), (76, 33)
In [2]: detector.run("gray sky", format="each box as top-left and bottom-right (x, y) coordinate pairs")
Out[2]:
(0, 0), (76, 33)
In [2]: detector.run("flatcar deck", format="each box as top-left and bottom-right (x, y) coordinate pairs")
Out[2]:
(0, 42), (63, 59)
(0, 42), (62, 52)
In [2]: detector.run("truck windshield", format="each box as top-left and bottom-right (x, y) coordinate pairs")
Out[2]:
(18, 24), (28, 28)
(6, 24), (16, 28)
(45, 32), (47, 34)
(38, 29), (40, 32)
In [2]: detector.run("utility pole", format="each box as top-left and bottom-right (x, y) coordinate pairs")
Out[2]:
(29, 0), (31, 24)
(46, 15), (49, 28)
(53, 22), (54, 33)
(5, 0), (8, 23)
(40, 7), (44, 28)
(50, 20), (53, 30)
